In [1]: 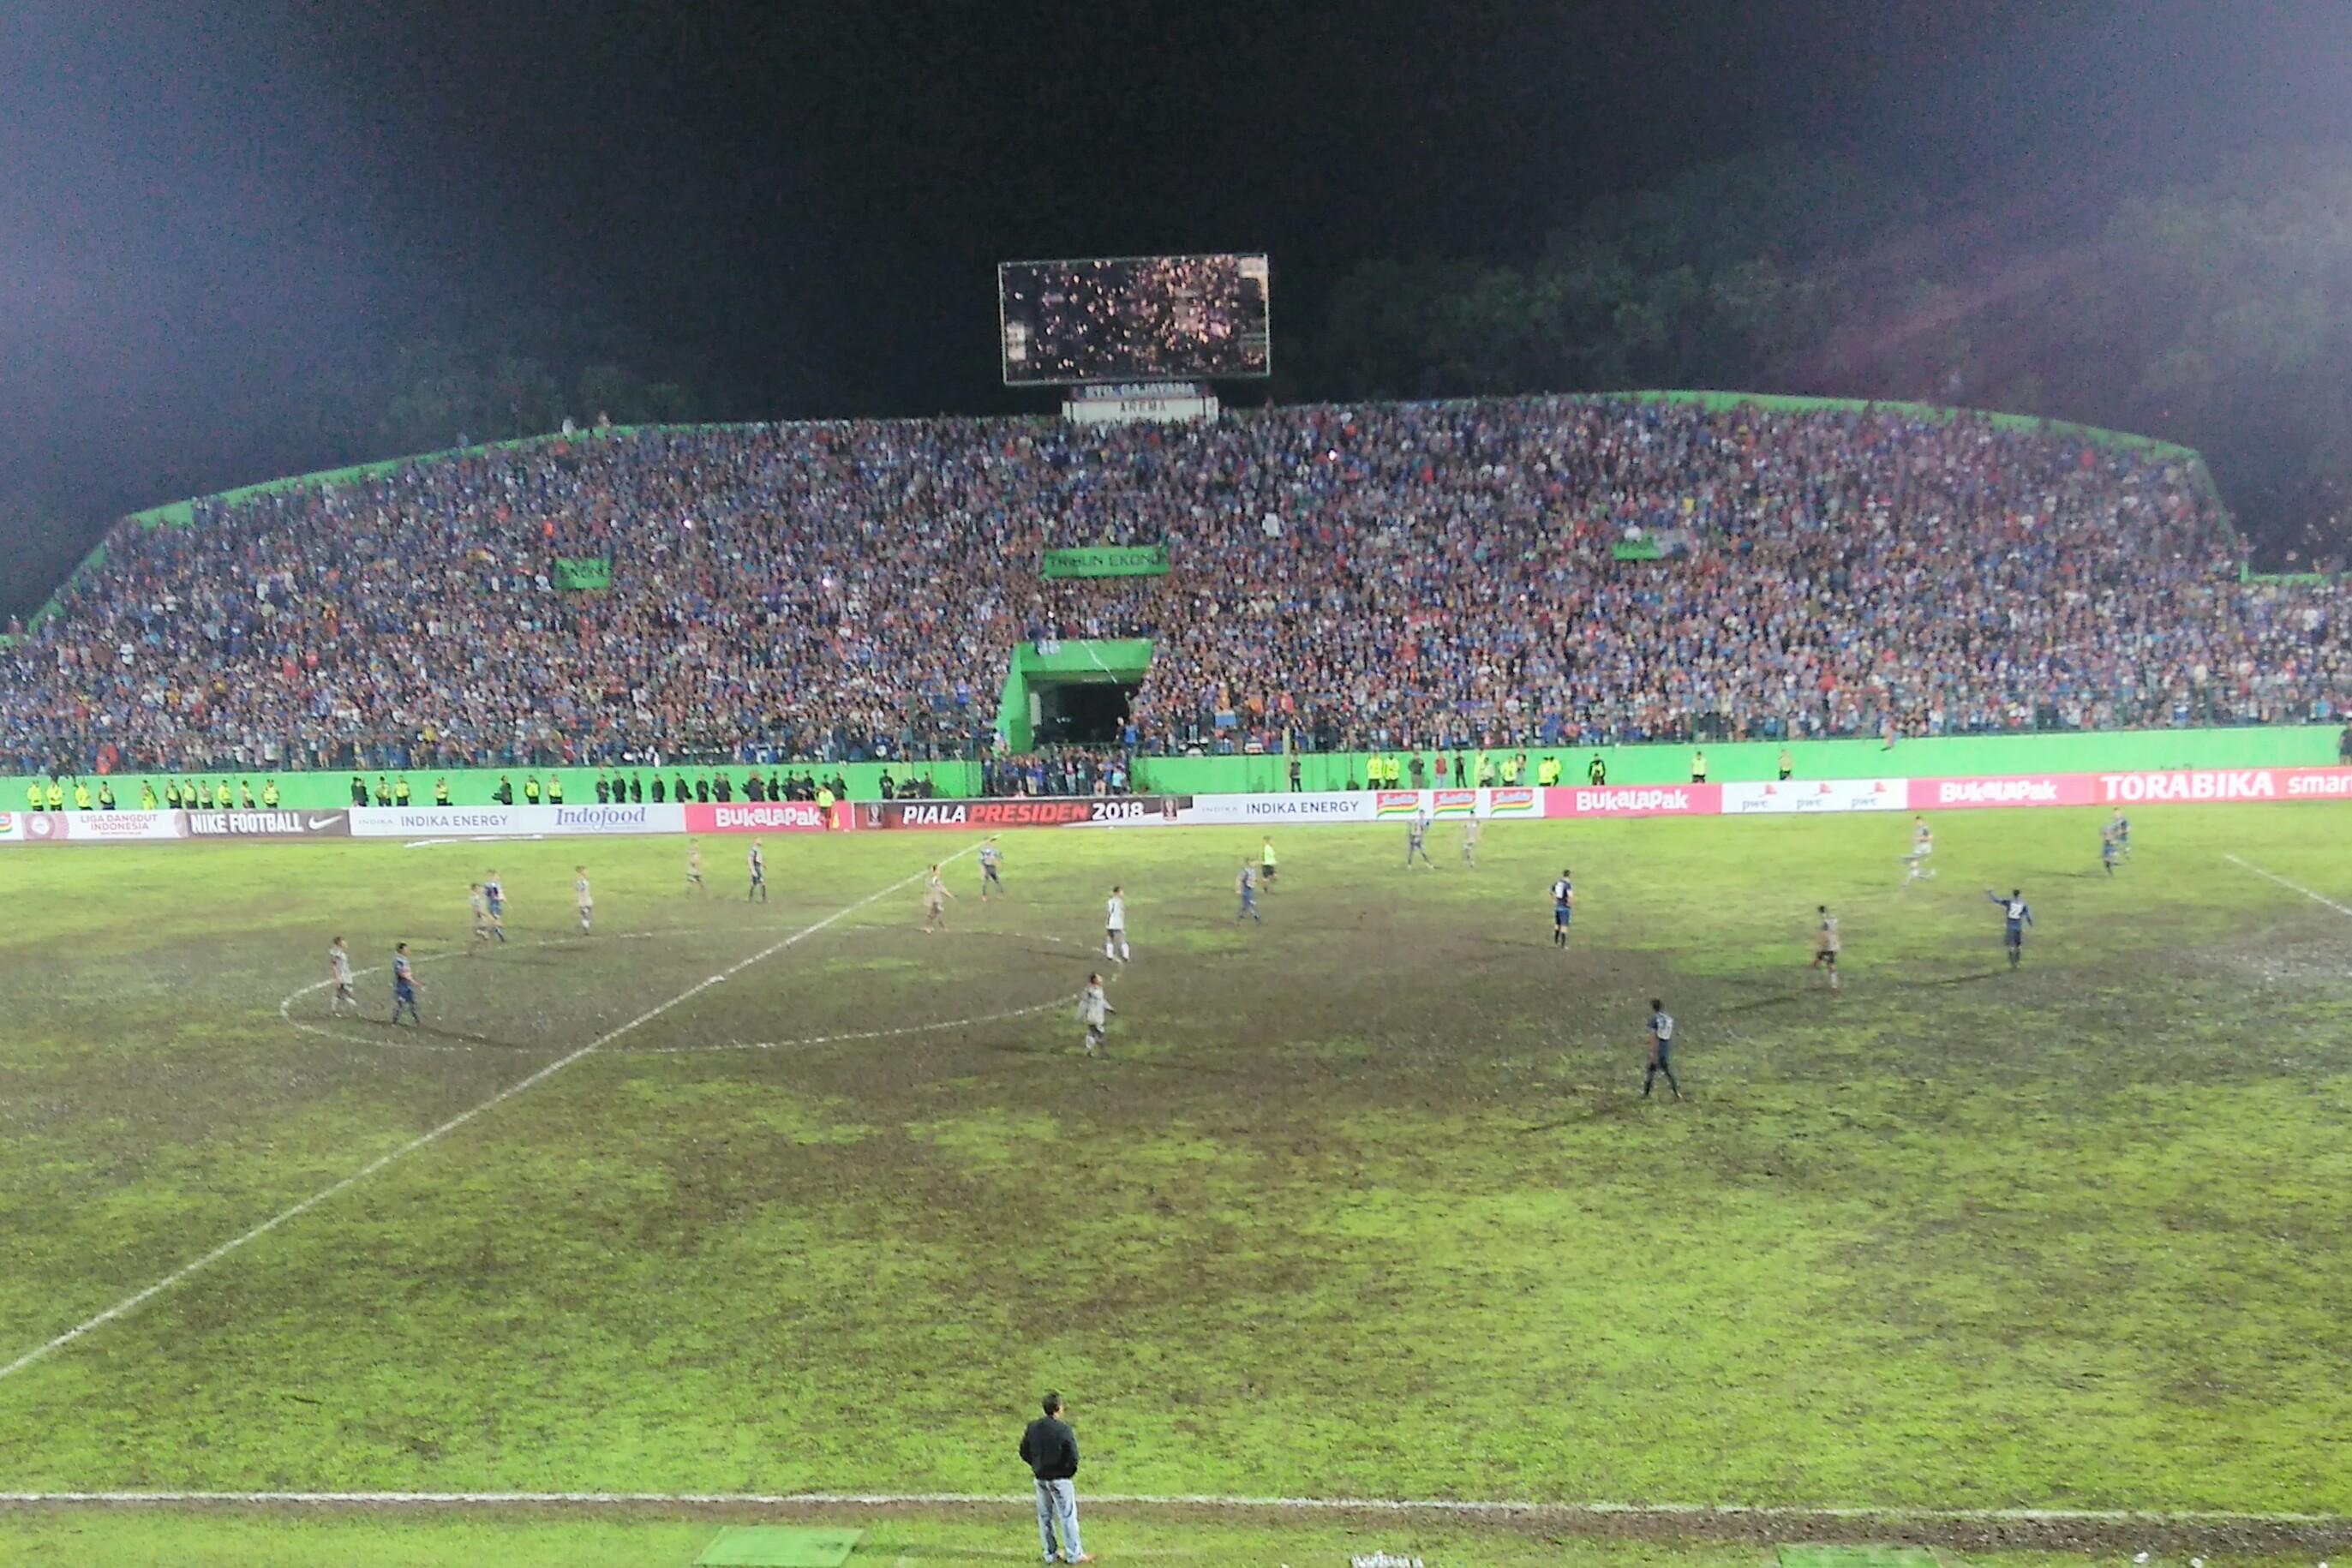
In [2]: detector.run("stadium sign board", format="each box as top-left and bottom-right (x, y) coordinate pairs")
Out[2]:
(1543, 784), (1721, 818)
(860, 797), (1178, 829)
(1062, 382), (1219, 425)
(1721, 779), (1906, 815)
(1039, 545), (1172, 579)
(683, 802), (836, 834)
(1910, 775), (2086, 810)
(19, 809), (185, 841)
(186, 809), (351, 837)
(1171, 787), (1547, 826)
(348, 804), (686, 838)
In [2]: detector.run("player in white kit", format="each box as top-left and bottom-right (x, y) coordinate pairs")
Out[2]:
(574, 865), (594, 934)
(1901, 817), (1936, 886)
(328, 936), (356, 1015)
(1104, 885), (1129, 964)
(1078, 973), (1116, 1056)
(1810, 905), (1841, 990)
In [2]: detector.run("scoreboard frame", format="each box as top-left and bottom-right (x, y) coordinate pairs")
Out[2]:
(997, 252), (1272, 387)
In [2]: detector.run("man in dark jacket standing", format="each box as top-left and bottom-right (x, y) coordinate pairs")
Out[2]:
(1019, 1391), (1091, 1564)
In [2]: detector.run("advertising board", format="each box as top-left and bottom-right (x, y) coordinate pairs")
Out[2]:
(348, 804), (686, 839)
(685, 802), (837, 834)
(1908, 775), (2091, 811)
(860, 797), (1177, 829)
(1721, 778), (1906, 815)
(185, 809), (352, 838)
(2092, 766), (2352, 804)
(20, 810), (185, 842)
(1913, 766), (2352, 811)
(1542, 784), (1722, 818)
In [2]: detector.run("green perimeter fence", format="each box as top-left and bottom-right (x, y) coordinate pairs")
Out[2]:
(7, 726), (2342, 811)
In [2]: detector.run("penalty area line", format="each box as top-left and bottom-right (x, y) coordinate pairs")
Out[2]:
(0, 1492), (2338, 1528)
(2224, 853), (2352, 919)
(0, 853), (966, 1388)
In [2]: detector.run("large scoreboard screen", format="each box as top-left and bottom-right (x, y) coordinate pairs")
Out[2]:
(999, 254), (1271, 385)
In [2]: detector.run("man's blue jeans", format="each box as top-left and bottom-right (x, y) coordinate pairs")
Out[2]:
(1034, 1477), (1083, 1561)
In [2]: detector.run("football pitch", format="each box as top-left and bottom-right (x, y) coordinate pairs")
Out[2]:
(0, 805), (2347, 1565)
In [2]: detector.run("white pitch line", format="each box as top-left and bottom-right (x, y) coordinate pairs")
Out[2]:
(2226, 853), (2352, 919)
(278, 928), (726, 1053)
(0, 1491), (2337, 1526)
(278, 928), (1083, 1056)
(0, 856), (961, 1386)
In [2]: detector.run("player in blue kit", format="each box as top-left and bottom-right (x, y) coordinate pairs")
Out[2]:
(2100, 823), (2122, 877)
(391, 943), (421, 1025)
(1643, 999), (1681, 1100)
(1551, 869), (1574, 949)
(1988, 889), (2034, 968)
(2109, 809), (2131, 859)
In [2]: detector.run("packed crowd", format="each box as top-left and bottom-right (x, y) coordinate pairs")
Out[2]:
(979, 751), (1134, 799)
(2, 398), (2343, 775)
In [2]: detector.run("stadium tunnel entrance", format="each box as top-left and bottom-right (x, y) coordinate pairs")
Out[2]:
(1034, 674), (1138, 745)
(996, 638), (1153, 749)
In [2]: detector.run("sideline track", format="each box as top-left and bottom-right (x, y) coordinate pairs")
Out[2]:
(0, 852), (973, 1386)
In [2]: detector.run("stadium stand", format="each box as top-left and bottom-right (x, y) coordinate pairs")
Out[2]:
(2, 398), (2343, 775)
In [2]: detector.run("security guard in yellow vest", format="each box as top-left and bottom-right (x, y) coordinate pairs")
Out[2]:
(545, 774), (563, 805)
(25, 780), (41, 811)
(72, 780), (93, 810)
(46, 781), (64, 811)
(1500, 753), (1521, 786)
(1537, 755), (1561, 787)
(214, 780), (232, 808)
(261, 779), (280, 807)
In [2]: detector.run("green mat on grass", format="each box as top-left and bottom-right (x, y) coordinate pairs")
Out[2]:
(1779, 1547), (1939, 1568)
(694, 1524), (865, 1567)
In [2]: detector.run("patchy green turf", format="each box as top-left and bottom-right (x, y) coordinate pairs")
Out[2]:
(0, 805), (2348, 1565)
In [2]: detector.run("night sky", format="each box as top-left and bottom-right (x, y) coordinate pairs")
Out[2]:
(3, 0), (2347, 614)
